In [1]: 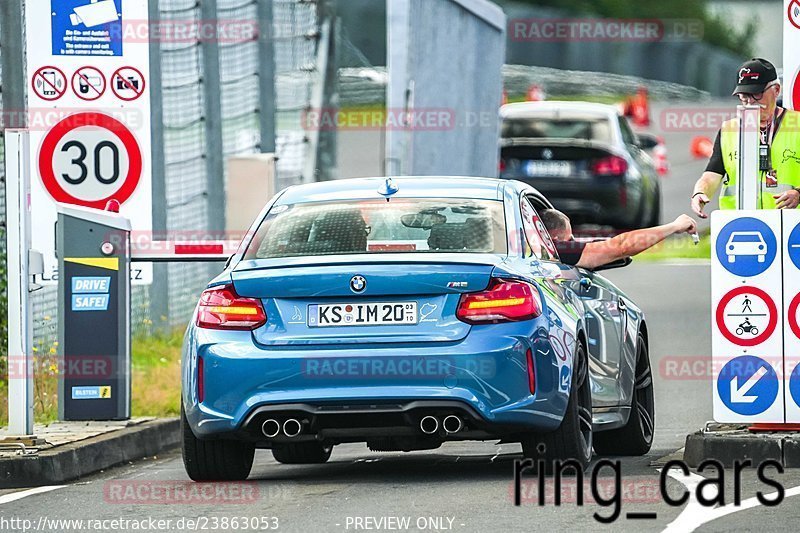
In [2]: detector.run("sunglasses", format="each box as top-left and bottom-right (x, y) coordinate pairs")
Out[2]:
(737, 83), (778, 103)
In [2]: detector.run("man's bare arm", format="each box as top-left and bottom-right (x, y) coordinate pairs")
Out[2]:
(576, 215), (697, 270)
(690, 171), (723, 219)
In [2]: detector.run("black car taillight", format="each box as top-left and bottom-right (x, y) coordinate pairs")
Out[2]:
(196, 284), (267, 330)
(591, 155), (628, 176)
(456, 279), (542, 325)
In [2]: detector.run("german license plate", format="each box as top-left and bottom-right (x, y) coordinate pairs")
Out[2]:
(525, 160), (573, 177)
(308, 302), (418, 327)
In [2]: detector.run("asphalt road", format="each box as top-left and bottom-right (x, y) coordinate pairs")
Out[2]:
(6, 99), (797, 532)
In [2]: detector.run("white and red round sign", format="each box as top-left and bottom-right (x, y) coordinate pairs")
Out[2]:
(788, 293), (800, 341)
(111, 66), (146, 101)
(71, 66), (107, 101)
(38, 112), (143, 209)
(790, 0), (800, 30)
(793, 66), (800, 112)
(715, 286), (777, 347)
(32, 66), (67, 101)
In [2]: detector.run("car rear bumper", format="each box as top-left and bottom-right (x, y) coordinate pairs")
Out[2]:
(182, 321), (572, 440)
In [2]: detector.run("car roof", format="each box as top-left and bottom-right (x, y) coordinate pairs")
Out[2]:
(500, 100), (619, 119)
(275, 176), (511, 205)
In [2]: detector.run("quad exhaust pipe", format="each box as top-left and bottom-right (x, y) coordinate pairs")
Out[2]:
(261, 418), (303, 438)
(419, 415), (464, 435)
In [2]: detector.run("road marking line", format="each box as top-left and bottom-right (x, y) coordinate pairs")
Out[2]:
(0, 485), (66, 505)
(661, 467), (800, 532)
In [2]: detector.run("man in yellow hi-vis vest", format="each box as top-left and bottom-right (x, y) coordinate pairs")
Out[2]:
(691, 58), (800, 216)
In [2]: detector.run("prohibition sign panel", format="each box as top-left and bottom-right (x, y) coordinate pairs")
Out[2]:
(111, 66), (146, 101)
(38, 112), (143, 210)
(32, 65), (67, 101)
(72, 66), (107, 101)
(715, 286), (778, 347)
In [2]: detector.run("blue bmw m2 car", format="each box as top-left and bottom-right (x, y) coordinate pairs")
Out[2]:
(181, 177), (654, 480)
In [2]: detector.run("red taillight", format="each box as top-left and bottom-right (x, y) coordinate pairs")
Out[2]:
(197, 356), (205, 403)
(591, 155), (628, 176)
(196, 284), (267, 330)
(456, 279), (542, 324)
(499, 158), (507, 174)
(525, 348), (535, 394)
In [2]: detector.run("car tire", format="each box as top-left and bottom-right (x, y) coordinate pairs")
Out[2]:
(272, 442), (333, 464)
(521, 339), (593, 472)
(593, 332), (654, 456)
(181, 404), (255, 481)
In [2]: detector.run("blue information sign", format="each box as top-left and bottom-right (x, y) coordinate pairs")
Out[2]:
(715, 217), (776, 277)
(717, 355), (779, 416)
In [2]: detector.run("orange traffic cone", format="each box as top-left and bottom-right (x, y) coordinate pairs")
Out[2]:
(653, 137), (669, 176)
(690, 135), (713, 159)
(631, 86), (650, 127)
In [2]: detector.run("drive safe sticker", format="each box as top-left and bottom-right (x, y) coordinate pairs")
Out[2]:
(71, 293), (110, 311)
(71, 276), (111, 293)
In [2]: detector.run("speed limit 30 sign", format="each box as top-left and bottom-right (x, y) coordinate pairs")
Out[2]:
(39, 112), (142, 209)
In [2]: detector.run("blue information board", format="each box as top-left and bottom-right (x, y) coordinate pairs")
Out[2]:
(51, 0), (123, 57)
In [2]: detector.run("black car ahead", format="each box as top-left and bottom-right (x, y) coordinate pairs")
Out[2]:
(499, 101), (661, 230)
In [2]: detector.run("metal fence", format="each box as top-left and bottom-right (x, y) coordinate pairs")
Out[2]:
(1, 0), (327, 345)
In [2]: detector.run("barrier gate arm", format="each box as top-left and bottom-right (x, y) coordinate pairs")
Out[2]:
(129, 240), (240, 263)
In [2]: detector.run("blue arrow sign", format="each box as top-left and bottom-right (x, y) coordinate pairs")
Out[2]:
(717, 355), (779, 415)
(787, 222), (800, 270)
(790, 362), (800, 408)
(715, 217), (776, 277)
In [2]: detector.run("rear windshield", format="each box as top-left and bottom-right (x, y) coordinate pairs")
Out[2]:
(243, 198), (507, 259)
(501, 114), (611, 142)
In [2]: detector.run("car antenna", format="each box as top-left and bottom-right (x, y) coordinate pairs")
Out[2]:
(378, 177), (399, 202)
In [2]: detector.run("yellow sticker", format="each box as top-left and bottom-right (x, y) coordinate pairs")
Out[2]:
(100, 386), (112, 399)
(65, 257), (119, 271)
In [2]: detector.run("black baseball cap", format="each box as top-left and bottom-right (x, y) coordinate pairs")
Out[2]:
(732, 58), (778, 95)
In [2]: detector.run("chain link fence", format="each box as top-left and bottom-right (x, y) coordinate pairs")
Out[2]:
(1, 0), (326, 345)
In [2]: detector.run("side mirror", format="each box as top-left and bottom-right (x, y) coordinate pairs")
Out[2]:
(636, 133), (659, 150)
(591, 257), (632, 272)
